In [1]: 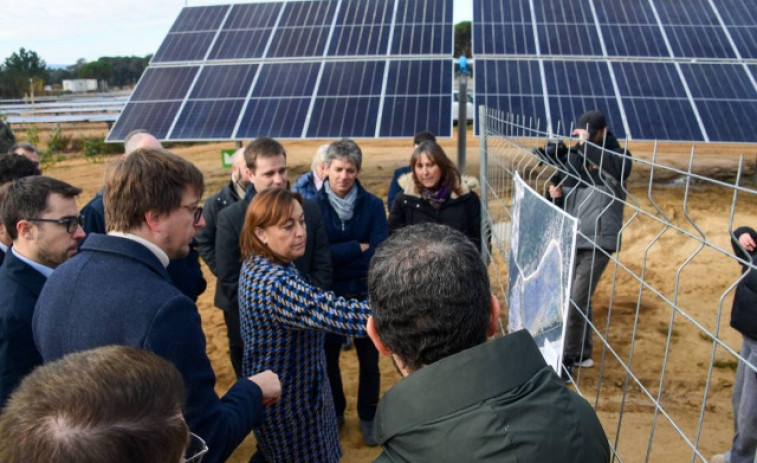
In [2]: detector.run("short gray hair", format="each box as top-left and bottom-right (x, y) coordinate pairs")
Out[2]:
(325, 138), (362, 170)
(368, 223), (491, 372)
(311, 144), (329, 170)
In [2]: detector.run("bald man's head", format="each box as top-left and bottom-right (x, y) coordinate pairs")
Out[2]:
(123, 130), (162, 156)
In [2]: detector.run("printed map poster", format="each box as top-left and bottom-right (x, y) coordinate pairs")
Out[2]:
(507, 173), (577, 373)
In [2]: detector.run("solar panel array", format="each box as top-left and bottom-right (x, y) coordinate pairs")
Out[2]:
(108, 0), (454, 142)
(473, 0), (757, 142)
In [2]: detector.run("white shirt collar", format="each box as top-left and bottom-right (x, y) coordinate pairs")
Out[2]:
(0, 242), (7, 254)
(108, 231), (170, 268)
(11, 246), (53, 278)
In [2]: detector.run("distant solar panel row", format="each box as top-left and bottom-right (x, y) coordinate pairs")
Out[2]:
(474, 59), (757, 142)
(110, 60), (452, 140)
(109, 0), (455, 141)
(473, 0), (757, 59)
(154, 0), (452, 62)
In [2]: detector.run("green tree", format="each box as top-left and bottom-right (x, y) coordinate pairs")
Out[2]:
(454, 21), (471, 58)
(78, 60), (113, 82)
(0, 48), (48, 97)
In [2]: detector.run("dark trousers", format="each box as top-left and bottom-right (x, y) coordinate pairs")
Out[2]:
(224, 308), (244, 379)
(563, 249), (611, 363)
(324, 332), (380, 421)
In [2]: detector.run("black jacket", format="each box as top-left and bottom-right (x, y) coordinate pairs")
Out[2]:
(214, 186), (332, 313)
(197, 181), (241, 275)
(731, 226), (757, 340)
(388, 174), (482, 253)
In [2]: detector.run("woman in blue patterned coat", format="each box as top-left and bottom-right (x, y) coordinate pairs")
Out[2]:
(238, 188), (371, 463)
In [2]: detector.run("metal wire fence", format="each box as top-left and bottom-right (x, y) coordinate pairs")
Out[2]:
(479, 107), (757, 463)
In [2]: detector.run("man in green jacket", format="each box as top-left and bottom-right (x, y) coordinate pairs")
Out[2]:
(366, 223), (610, 463)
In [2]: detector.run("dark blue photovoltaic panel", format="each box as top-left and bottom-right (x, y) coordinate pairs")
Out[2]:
(476, 95), (548, 130)
(329, 25), (391, 55)
(339, 0), (393, 24)
(169, 5), (228, 32)
(600, 25), (669, 57)
(208, 30), (271, 60)
(252, 62), (320, 97)
(223, 3), (281, 29)
(543, 61), (615, 97)
(189, 64), (258, 99)
(385, 60), (450, 95)
(152, 33), (216, 62)
(237, 99), (312, 138)
(537, 25), (602, 56)
(613, 62), (703, 140)
(474, 0), (530, 24)
(534, 0), (595, 23)
(307, 97), (381, 137)
(397, 0), (452, 23)
(278, 0), (337, 27)
(131, 67), (199, 101)
(727, 27), (757, 58)
(108, 102), (183, 140)
(172, 100), (245, 139)
(477, 60), (542, 96)
(267, 27), (331, 57)
(474, 24), (535, 55)
(594, 0), (657, 23)
(680, 64), (757, 99)
(654, 0), (718, 25)
(380, 96), (451, 137)
(692, 101), (757, 142)
(317, 61), (385, 96)
(679, 64), (757, 142)
(664, 26), (736, 58)
(391, 25), (452, 55)
(548, 96), (625, 138)
(716, 0), (757, 25)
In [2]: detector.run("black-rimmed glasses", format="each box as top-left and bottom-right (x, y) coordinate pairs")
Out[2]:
(181, 205), (203, 224)
(184, 432), (209, 463)
(27, 216), (84, 234)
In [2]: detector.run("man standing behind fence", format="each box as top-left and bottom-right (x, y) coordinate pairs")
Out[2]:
(549, 110), (632, 380)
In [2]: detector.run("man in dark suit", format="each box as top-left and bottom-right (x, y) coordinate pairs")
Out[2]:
(0, 176), (85, 405)
(79, 130), (206, 301)
(33, 148), (281, 463)
(196, 147), (247, 275)
(216, 137), (332, 378)
(0, 154), (42, 265)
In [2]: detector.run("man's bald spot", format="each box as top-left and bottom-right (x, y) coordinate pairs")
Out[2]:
(124, 133), (162, 156)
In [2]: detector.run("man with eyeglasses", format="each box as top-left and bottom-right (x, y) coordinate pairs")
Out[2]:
(0, 175), (85, 405)
(34, 148), (281, 463)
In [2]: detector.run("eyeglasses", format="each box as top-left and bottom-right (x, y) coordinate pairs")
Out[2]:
(181, 204), (203, 224)
(184, 432), (208, 463)
(27, 216), (83, 234)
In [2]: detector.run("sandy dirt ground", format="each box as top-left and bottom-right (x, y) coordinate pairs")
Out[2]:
(36, 126), (757, 462)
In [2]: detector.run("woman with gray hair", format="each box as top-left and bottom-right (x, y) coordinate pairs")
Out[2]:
(292, 144), (329, 201)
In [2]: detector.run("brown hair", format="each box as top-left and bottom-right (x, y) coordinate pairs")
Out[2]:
(104, 148), (204, 232)
(1, 176), (82, 240)
(243, 137), (287, 173)
(0, 345), (187, 463)
(410, 141), (462, 195)
(240, 188), (304, 263)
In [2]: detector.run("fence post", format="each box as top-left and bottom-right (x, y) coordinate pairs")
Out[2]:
(479, 105), (489, 264)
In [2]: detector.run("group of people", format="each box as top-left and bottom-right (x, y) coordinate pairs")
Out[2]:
(0, 114), (683, 463)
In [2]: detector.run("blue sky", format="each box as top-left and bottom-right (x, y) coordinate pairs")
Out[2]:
(1, 0), (472, 66)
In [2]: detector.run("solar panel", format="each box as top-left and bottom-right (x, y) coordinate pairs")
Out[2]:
(108, 0), (455, 141)
(472, 0), (757, 143)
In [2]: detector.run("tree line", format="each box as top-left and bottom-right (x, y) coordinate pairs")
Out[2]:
(0, 48), (152, 98)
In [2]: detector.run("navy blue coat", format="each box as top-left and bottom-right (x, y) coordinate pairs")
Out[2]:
(33, 234), (262, 463)
(317, 181), (388, 297)
(292, 171), (320, 201)
(79, 190), (207, 301)
(0, 250), (45, 405)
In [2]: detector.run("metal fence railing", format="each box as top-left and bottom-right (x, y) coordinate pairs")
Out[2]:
(479, 107), (757, 463)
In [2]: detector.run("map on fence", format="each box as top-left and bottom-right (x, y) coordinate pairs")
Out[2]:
(508, 173), (577, 373)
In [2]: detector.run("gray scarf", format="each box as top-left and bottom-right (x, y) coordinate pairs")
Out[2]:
(324, 181), (358, 221)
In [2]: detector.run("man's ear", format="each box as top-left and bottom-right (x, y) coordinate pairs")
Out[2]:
(488, 295), (501, 337)
(367, 316), (392, 356)
(16, 220), (33, 240)
(144, 210), (162, 232)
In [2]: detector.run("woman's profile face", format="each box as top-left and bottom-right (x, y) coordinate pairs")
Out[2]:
(256, 201), (307, 263)
(414, 152), (442, 190)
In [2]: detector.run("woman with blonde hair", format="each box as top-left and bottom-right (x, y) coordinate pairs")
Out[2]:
(388, 141), (482, 251)
(238, 188), (371, 463)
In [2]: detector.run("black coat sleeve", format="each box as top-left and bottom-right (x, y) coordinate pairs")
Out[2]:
(302, 200), (332, 290)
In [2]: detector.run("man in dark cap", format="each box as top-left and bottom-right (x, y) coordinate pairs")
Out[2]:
(549, 109), (632, 381)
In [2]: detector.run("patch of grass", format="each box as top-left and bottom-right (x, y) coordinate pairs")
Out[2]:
(656, 325), (680, 338)
(713, 360), (738, 370)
